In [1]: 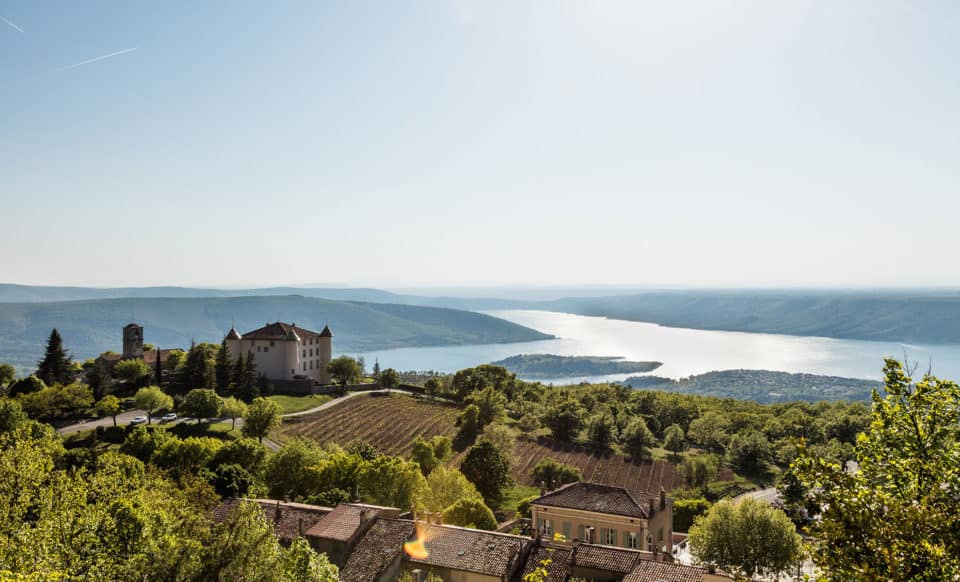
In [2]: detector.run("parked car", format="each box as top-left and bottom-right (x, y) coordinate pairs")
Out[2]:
(160, 412), (178, 423)
(130, 416), (148, 425)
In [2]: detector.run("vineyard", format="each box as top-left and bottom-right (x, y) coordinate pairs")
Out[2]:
(509, 439), (734, 493)
(277, 393), (460, 457)
(279, 393), (733, 495)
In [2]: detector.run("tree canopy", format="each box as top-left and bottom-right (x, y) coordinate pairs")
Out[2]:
(794, 359), (960, 579)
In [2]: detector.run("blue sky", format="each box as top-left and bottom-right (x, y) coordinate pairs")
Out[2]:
(2, 1), (958, 288)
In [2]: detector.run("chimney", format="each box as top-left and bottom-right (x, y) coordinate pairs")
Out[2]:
(660, 487), (666, 511)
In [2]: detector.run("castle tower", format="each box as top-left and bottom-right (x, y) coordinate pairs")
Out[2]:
(319, 325), (333, 384)
(123, 323), (144, 359)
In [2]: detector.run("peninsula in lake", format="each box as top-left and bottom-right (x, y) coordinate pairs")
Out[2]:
(491, 354), (661, 378)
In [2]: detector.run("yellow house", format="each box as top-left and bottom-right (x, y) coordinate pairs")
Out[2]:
(531, 482), (674, 555)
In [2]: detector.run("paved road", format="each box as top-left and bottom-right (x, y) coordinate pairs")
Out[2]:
(57, 409), (192, 435)
(735, 486), (781, 505)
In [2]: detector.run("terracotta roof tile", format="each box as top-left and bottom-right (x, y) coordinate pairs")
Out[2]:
(340, 518), (415, 582)
(534, 482), (657, 519)
(238, 322), (323, 341)
(573, 544), (642, 573)
(406, 523), (530, 578)
(623, 559), (708, 582)
(521, 545), (571, 582)
(305, 504), (380, 542)
(211, 498), (332, 543)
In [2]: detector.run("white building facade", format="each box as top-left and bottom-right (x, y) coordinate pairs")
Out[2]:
(225, 321), (333, 384)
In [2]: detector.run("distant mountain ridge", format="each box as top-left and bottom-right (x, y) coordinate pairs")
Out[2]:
(0, 295), (552, 374)
(5, 285), (960, 344)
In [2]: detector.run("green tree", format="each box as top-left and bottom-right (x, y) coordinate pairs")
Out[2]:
(530, 458), (581, 489)
(0, 398), (28, 434)
(134, 385), (174, 424)
(620, 417), (656, 460)
(182, 341), (215, 390)
(793, 359), (960, 579)
(154, 436), (222, 481)
(8, 375), (44, 397)
(465, 386), (507, 427)
(517, 413), (540, 436)
(326, 356), (361, 387)
(663, 423), (685, 459)
(542, 398), (586, 442)
(358, 455), (427, 511)
(679, 454), (719, 490)
(411, 435), (439, 475)
(200, 500), (338, 582)
(442, 497), (497, 530)
(456, 403), (481, 442)
(54, 381), (93, 422)
(221, 396), (248, 430)
(181, 388), (223, 424)
(96, 394), (121, 426)
(265, 439), (327, 499)
(687, 411), (732, 454)
(460, 440), (512, 505)
(689, 498), (802, 579)
(115, 358), (150, 384)
(242, 397), (282, 443)
(0, 363), (15, 387)
(424, 377), (443, 399)
(120, 425), (173, 461)
(450, 365), (517, 401)
(727, 430), (773, 475)
(35, 328), (72, 386)
(213, 438), (268, 476)
(420, 466), (482, 514)
(379, 368), (400, 391)
(587, 412), (618, 451)
(215, 338), (233, 395)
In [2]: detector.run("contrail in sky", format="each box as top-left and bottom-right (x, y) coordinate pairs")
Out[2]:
(57, 47), (137, 71)
(0, 15), (24, 32)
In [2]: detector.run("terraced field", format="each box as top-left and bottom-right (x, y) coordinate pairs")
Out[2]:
(277, 393), (460, 457)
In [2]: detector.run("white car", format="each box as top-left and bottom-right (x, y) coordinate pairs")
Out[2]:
(130, 416), (148, 425)
(160, 412), (178, 423)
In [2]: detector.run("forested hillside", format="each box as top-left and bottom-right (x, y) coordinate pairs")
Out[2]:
(540, 290), (960, 343)
(0, 296), (552, 372)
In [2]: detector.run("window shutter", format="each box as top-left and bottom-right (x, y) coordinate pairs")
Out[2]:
(578, 525), (585, 541)
(611, 529), (618, 546)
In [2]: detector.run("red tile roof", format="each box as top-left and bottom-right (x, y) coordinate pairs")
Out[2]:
(406, 523), (530, 578)
(211, 498), (332, 543)
(305, 503), (380, 542)
(521, 545), (571, 582)
(99, 348), (179, 364)
(534, 481), (657, 519)
(340, 518), (415, 582)
(573, 544), (643, 573)
(623, 559), (708, 582)
(238, 321), (324, 341)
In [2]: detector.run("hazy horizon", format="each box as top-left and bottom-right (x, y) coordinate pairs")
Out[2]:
(4, 1), (959, 287)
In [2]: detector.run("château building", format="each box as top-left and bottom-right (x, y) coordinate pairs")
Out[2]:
(224, 321), (333, 384)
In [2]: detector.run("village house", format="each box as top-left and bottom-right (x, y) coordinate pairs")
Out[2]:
(212, 497), (727, 582)
(530, 482), (674, 555)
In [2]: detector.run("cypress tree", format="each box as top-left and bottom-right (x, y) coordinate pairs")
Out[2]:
(36, 328), (72, 386)
(215, 339), (233, 395)
(236, 351), (260, 402)
(154, 346), (163, 386)
(232, 351), (246, 391)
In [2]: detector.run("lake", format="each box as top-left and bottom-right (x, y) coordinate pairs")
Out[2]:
(357, 310), (960, 384)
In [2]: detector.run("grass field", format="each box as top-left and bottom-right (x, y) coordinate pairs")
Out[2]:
(277, 393), (460, 456)
(267, 394), (334, 414)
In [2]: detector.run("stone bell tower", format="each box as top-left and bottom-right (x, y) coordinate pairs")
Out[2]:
(123, 323), (144, 359)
